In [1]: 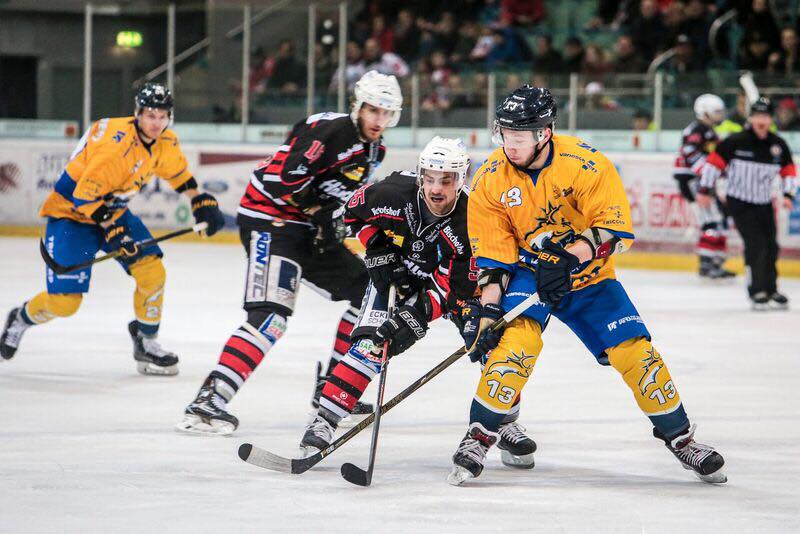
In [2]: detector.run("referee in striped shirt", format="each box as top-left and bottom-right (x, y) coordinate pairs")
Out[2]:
(698, 97), (797, 310)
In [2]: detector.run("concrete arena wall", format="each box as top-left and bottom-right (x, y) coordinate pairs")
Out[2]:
(1, 139), (799, 275)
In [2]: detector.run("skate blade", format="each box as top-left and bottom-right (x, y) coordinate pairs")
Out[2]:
(500, 449), (535, 469)
(751, 303), (770, 312)
(298, 445), (321, 458)
(447, 465), (475, 486)
(137, 361), (179, 376)
(175, 415), (235, 436)
(695, 470), (727, 484)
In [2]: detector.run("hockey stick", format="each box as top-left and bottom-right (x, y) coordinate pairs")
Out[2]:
(237, 291), (540, 475)
(39, 222), (208, 274)
(340, 284), (397, 486)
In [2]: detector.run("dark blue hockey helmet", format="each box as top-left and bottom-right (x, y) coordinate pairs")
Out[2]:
(492, 85), (557, 145)
(135, 83), (174, 116)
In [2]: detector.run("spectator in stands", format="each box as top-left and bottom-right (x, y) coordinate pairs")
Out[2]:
(470, 26), (497, 61)
(683, 0), (712, 63)
(450, 21), (481, 64)
(313, 43), (336, 90)
(741, 0), (781, 54)
(582, 44), (611, 81)
(739, 30), (774, 71)
(266, 40), (305, 94)
(329, 41), (366, 92)
(371, 15), (395, 53)
(532, 34), (563, 73)
(363, 37), (411, 79)
(631, 109), (654, 130)
(248, 47), (271, 94)
(478, 0), (502, 26)
(500, 0), (545, 27)
(563, 36), (586, 72)
(662, 0), (687, 43)
(584, 81), (619, 110)
(417, 11), (459, 56)
(776, 98), (800, 130)
(627, 0), (669, 61)
(768, 27), (800, 75)
(485, 26), (528, 66)
(664, 34), (703, 72)
(504, 73), (523, 93)
(613, 34), (647, 73)
(393, 9), (419, 62)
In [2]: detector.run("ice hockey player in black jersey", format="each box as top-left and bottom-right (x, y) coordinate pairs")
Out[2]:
(176, 71), (402, 435)
(299, 137), (537, 469)
(673, 94), (735, 279)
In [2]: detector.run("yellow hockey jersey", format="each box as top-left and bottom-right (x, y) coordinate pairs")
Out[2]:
(40, 116), (193, 224)
(468, 135), (634, 290)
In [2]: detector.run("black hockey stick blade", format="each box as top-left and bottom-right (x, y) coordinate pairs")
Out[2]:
(340, 462), (371, 486)
(238, 443), (294, 473)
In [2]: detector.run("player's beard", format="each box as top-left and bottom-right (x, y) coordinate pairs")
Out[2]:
(504, 140), (547, 170)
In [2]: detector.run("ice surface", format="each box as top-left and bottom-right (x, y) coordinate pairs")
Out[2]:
(1, 237), (798, 533)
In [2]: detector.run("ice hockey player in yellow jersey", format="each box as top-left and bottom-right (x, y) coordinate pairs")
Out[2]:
(448, 86), (726, 486)
(0, 84), (225, 375)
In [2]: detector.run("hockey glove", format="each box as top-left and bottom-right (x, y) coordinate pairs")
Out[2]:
(364, 244), (413, 295)
(372, 300), (430, 358)
(103, 223), (139, 264)
(535, 238), (580, 309)
(191, 192), (225, 236)
(310, 203), (347, 254)
(461, 300), (504, 363)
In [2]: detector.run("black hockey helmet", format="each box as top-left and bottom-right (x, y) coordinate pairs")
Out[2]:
(135, 83), (174, 115)
(492, 85), (557, 144)
(749, 96), (773, 116)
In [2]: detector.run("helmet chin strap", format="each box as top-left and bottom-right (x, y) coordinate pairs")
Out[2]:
(503, 129), (550, 170)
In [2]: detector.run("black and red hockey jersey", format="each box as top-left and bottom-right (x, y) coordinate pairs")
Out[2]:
(344, 171), (478, 320)
(674, 120), (719, 178)
(237, 112), (386, 230)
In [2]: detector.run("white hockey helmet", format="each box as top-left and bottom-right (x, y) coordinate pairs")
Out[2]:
(351, 70), (403, 128)
(694, 93), (725, 123)
(417, 136), (471, 188)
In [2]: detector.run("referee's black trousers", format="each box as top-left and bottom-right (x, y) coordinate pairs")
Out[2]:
(727, 196), (779, 296)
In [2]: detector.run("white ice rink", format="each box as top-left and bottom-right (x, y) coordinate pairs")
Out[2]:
(1, 236), (798, 533)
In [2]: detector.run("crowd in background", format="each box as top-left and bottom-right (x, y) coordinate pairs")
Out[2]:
(234, 0), (800, 130)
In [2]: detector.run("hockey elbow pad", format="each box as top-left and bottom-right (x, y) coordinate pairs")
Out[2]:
(575, 227), (628, 260)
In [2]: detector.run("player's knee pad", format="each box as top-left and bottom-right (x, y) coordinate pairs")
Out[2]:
(243, 307), (288, 346)
(474, 317), (543, 416)
(607, 337), (682, 416)
(244, 233), (301, 316)
(27, 292), (83, 322)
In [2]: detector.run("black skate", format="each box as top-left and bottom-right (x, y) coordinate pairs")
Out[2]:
(447, 422), (499, 486)
(300, 414), (336, 457)
(128, 321), (179, 375)
(1, 307), (30, 360)
(310, 361), (373, 427)
(176, 377), (239, 435)
(750, 292), (770, 312)
(769, 291), (789, 310)
(655, 424), (726, 484)
(497, 421), (536, 469)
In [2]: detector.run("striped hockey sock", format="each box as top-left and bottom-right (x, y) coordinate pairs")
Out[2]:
(323, 306), (359, 377)
(209, 313), (285, 402)
(318, 339), (378, 423)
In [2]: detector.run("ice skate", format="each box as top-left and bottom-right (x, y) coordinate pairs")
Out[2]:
(768, 291), (789, 310)
(300, 415), (336, 457)
(656, 424), (726, 484)
(497, 421), (536, 469)
(0, 307), (30, 360)
(128, 320), (179, 375)
(447, 422), (499, 486)
(750, 292), (770, 311)
(176, 377), (239, 435)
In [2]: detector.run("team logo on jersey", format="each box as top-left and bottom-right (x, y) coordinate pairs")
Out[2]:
(412, 240), (424, 252)
(770, 144), (782, 160)
(637, 346), (663, 395)
(486, 350), (537, 379)
(525, 201), (574, 249)
(341, 164), (365, 182)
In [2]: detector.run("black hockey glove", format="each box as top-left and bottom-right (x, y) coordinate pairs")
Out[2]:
(310, 203), (347, 254)
(103, 223), (139, 264)
(461, 300), (505, 363)
(371, 300), (431, 358)
(364, 243), (413, 294)
(535, 238), (580, 309)
(191, 192), (225, 236)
